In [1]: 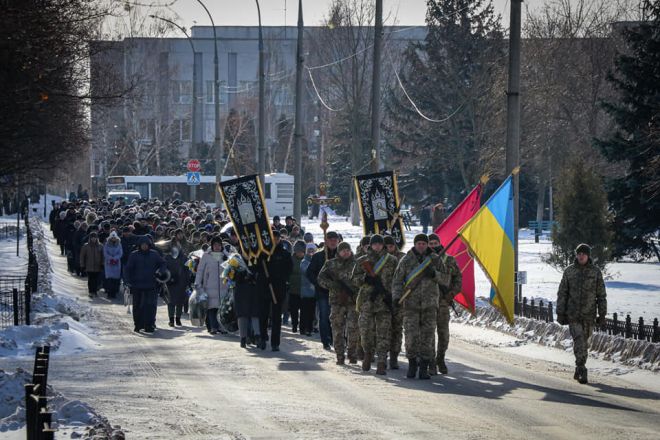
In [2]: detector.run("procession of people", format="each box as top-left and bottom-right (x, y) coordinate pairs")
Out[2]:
(48, 190), (606, 384)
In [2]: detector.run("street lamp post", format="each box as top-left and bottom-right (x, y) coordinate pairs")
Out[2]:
(149, 15), (201, 201)
(255, 0), (266, 186)
(194, 0), (222, 206)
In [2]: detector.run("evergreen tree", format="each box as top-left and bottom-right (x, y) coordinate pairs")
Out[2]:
(385, 0), (504, 206)
(597, 1), (660, 260)
(546, 160), (612, 271)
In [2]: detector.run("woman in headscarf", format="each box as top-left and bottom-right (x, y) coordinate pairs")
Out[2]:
(194, 235), (226, 334)
(103, 231), (123, 299)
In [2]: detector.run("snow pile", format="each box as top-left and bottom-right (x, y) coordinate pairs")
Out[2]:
(456, 299), (660, 371)
(0, 368), (125, 439)
(0, 218), (98, 358)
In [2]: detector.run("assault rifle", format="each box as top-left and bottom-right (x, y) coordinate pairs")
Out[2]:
(360, 260), (393, 311)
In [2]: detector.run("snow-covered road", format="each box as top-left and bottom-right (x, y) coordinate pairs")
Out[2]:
(2, 226), (659, 439)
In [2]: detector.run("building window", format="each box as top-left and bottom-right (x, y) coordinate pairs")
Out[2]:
(204, 120), (215, 143)
(171, 119), (191, 141)
(172, 80), (192, 104)
(206, 80), (227, 104)
(138, 119), (155, 143)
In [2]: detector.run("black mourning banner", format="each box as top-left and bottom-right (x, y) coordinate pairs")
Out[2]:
(219, 175), (275, 261)
(354, 171), (405, 249)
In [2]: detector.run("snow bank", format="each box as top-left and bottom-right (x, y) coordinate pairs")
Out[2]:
(0, 368), (125, 439)
(0, 219), (98, 358)
(456, 300), (660, 371)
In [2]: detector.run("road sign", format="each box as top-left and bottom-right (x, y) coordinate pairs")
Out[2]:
(186, 172), (201, 186)
(187, 159), (201, 172)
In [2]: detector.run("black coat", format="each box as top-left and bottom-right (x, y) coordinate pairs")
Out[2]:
(165, 254), (189, 305)
(267, 242), (293, 297)
(233, 270), (260, 318)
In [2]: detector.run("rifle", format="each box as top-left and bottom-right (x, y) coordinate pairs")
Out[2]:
(360, 260), (393, 311)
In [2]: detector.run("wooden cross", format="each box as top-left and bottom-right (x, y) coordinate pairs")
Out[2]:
(306, 182), (341, 256)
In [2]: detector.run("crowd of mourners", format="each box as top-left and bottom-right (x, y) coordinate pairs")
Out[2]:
(48, 195), (468, 380)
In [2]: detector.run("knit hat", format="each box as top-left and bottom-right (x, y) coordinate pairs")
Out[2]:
(428, 233), (440, 243)
(575, 243), (591, 256)
(414, 233), (429, 243)
(306, 243), (317, 252)
(293, 240), (306, 253)
(370, 234), (384, 246)
(337, 242), (352, 253)
(303, 232), (314, 243)
(383, 235), (396, 246)
(326, 231), (339, 240)
(360, 236), (371, 247)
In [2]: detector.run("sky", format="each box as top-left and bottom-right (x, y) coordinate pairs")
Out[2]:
(167, 0), (514, 30)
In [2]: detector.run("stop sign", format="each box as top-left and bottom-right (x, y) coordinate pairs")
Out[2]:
(187, 159), (201, 172)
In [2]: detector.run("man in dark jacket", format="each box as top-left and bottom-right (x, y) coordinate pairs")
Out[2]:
(556, 243), (607, 384)
(124, 235), (168, 333)
(259, 230), (293, 351)
(305, 231), (339, 349)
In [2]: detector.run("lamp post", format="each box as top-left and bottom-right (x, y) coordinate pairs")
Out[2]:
(193, 0), (222, 205)
(293, 0), (304, 221)
(255, 0), (266, 186)
(149, 15), (202, 201)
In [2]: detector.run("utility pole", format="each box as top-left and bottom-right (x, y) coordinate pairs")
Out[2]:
(256, 0), (266, 186)
(293, 0), (304, 221)
(370, 0), (383, 173)
(506, 0), (522, 302)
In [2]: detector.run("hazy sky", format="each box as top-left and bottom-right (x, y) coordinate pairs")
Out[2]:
(168, 0), (514, 29)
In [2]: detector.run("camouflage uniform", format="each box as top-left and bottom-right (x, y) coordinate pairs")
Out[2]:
(392, 249), (443, 364)
(556, 259), (607, 371)
(388, 249), (406, 367)
(431, 251), (462, 374)
(352, 249), (398, 366)
(318, 255), (359, 362)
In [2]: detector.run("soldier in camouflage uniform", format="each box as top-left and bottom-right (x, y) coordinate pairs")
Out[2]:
(385, 235), (405, 369)
(318, 242), (359, 365)
(392, 234), (449, 379)
(351, 235), (398, 375)
(556, 243), (607, 384)
(428, 234), (462, 375)
(354, 235), (372, 362)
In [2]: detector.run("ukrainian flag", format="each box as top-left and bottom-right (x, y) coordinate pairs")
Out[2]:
(458, 175), (515, 323)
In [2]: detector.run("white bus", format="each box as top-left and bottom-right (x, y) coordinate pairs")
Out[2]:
(105, 173), (294, 217)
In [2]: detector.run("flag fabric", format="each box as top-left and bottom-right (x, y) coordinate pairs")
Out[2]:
(218, 175), (275, 262)
(458, 176), (515, 323)
(434, 184), (482, 314)
(354, 171), (406, 249)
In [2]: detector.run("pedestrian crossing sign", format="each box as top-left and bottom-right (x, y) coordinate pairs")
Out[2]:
(186, 172), (201, 186)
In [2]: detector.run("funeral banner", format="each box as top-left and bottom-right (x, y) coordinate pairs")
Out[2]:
(354, 171), (405, 249)
(218, 175), (275, 261)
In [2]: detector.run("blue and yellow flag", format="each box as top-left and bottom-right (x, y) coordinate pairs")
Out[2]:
(458, 175), (515, 323)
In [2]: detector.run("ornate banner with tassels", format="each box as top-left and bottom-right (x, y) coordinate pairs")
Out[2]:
(354, 171), (405, 249)
(218, 175), (275, 262)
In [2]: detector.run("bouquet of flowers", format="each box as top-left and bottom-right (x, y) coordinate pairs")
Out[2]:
(221, 253), (249, 287)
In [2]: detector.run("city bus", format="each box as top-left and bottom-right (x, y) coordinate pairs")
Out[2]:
(105, 173), (294, 217)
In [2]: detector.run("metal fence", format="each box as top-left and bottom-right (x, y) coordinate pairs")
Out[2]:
(514, 296), (660, 343)
(0, 211), (37, 329)
(25, 346), (56, 440)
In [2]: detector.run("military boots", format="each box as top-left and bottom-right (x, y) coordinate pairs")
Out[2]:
(406, 358), (418, 378)
(418, 360), (430, 379)
(336, 355), (345, 365)
(437, 354), (448, 375)
(376, 361), (387, 375)
(577, 366), (588, 384)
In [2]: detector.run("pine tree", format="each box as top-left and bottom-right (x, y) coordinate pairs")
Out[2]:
(596, 1), (660, 260)
(385, 0), (504, 206)
(546, 160), (612, 271)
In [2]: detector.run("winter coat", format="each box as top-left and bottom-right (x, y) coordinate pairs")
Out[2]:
(233, 269), (260, 318)
(300, 255), (316, 299)
(288, 254), (304, 296)
(352, 249), (398, 313)
(392, 248), (445, 311)
(305, 247), (337, 300)
(556, 259), (607, 323)
(103, 240), (123, 279)
(165, 254), (190, 305)
(318, 255), (358, 307)
(267, 242), (294, 299)
(194, 251), (226, 309)
(72, 228), (88, 262)
(80, 241), (104, 273)
(124, 236), (167, 290)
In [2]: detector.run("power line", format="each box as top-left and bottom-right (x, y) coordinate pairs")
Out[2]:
(307, 68), (343, 112)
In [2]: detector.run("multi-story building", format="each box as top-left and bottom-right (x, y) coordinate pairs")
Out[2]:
(89, 25), (425, 184)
